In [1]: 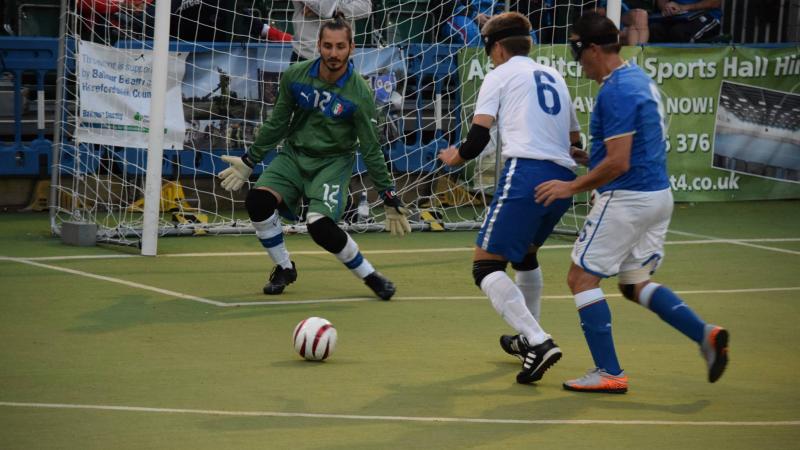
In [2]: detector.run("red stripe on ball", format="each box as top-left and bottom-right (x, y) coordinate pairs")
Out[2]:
(322, 342), (330, 360)
(293, 319), (307, 342)
(312, 324), (332, 355)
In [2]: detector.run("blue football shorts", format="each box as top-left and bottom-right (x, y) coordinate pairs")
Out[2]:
(476, 158), (576, 263)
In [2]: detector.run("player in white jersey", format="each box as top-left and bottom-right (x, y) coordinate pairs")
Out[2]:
(536, 11), (729, 393)
(439, 12), (583, 385)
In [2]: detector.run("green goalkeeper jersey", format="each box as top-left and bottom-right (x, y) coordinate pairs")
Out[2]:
(247, 58), (393, 192)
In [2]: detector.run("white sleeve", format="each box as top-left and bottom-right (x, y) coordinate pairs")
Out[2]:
(302, 0), (340, 19)
(473, 73), (502, 118)
(338, 0), (371, 19)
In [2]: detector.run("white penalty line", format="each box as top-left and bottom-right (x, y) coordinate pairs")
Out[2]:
(1, 253), (798, 308)
(397, 286), (800, 302)
(1, 402), (797, 427)
(228, 287), (800, 306)
(1, 257), (227, 307)
(667, 230), (800, 256)
(8, 238), (800, 262)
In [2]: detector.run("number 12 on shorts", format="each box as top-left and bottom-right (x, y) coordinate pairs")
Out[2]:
(322, 183), (340, 212)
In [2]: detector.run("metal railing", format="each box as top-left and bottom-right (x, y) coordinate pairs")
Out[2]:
(723, 0), (800, 43)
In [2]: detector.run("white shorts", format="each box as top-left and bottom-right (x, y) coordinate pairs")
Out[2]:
(571, 188), (673, 282)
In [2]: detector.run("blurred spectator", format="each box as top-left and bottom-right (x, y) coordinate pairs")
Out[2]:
(78, 0), (292, 44)
(258, 23), (294, 42)
(438, 0), (482, 46)
(438, 0), (540, 46)
(166, 0), (291, 42)
(596, 1), (652, 45)
(649, 0), (721, 42)
(1, 2), (12, 35)
(290, 1), (371, 61)
(77, 0), (152, 43)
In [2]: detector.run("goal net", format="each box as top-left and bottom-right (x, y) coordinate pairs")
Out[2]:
(53, 0), (599, 248)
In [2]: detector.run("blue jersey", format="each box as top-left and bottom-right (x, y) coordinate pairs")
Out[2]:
(589, 62), (670, 193)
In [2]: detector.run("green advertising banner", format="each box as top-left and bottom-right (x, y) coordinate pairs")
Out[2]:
(458, 45), (800, 201)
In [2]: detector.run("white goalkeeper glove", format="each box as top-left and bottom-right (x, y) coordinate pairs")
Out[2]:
(218, 154), (254, 191)
(381, 189), (411, 236)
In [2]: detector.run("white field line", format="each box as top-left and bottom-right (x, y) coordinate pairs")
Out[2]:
(1, 255), (798, 308)
(8, 237), (800, 262)
(224, 286), (800, 306)
(0, 402), (797, 427)
(0, 257), (226, 307)
(667, 230), (800, 256)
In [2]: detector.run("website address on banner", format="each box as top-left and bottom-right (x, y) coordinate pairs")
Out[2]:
(669, 173), (740, 192)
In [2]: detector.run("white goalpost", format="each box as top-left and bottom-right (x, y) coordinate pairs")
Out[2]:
(52, 0), (608, 253)
(141, 0), (171, 256)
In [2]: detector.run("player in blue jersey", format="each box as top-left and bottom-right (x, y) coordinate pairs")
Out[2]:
(535, 11), (729, 393)
(439, 12), (583, 385)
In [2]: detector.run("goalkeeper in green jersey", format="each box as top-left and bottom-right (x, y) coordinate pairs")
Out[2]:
(218, 16), (410, 299)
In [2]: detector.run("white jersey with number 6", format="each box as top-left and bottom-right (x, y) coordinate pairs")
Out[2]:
(474, 55), (579, 170)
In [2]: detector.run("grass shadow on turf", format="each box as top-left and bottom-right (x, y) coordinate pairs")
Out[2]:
(65, 295), (368, 334)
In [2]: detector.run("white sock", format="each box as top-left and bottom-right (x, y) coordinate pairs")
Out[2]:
(515, 267), (543, 321)
(252, 212), (292, 269)
(335, 235), (374, 279)
(480, 271), (550, 345)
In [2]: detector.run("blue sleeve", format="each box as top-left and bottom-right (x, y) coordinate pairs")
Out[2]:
(599, 85), (638, 140)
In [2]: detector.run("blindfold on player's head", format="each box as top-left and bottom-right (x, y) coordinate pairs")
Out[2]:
(568, 33), (619, 61)
(482, 27), (530, 55)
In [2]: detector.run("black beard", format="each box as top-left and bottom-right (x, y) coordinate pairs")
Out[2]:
(322, 52), (350, 72)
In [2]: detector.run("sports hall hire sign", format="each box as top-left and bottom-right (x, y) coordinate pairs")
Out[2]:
(459, 45), (800, 202)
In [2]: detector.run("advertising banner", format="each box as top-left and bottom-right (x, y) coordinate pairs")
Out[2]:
(459, 45), (800, 201)
(77, 40), (187, 150)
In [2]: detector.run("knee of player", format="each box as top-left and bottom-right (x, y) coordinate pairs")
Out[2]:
(618, 265), (656, 301)
(618, 283), (637, 302)
(566, 267), (583, 292)
(566, 264), (603, 294)
(306, 214), (348, 254)
(246, 189), (279, 222)
(510, 252), (538, 271)
(472, 259), (508, 287)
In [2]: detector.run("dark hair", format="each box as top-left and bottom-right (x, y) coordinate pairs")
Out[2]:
(572, 11), (620, 54)
(318, 13), (353, 42)
(482, 12), (532, 56)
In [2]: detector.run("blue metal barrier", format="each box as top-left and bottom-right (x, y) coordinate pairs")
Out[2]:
(0, 37), (58, 176)
(389, 44), (460, 173)
(59, 143), (102, 176)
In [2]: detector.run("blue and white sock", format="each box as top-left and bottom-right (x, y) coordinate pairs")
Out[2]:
(639, 283), (705, 344)
(482, 271), (550, 346)
(575, 288), (622, 376)
(515, 267), (543, 321)
(252, 211), (292, 269)
(335, 235), (375, 279)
